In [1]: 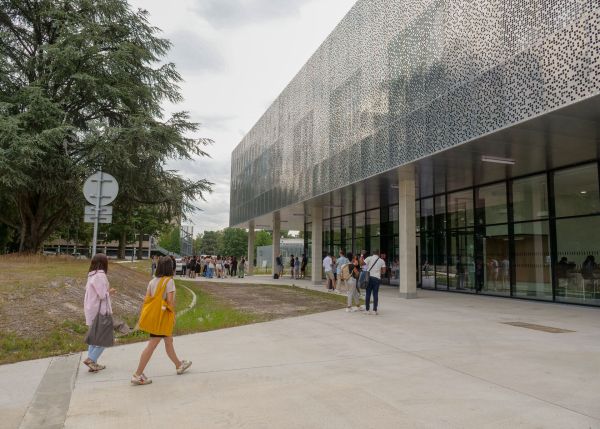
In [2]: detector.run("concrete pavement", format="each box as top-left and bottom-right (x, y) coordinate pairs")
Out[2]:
(2, 285), (600, 428)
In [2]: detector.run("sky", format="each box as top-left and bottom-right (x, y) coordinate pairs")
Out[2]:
(128, 0), (357, 234)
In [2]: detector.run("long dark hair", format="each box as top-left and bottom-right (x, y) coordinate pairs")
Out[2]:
(155, 256), (174, 277)
(89, 253), (108, 274)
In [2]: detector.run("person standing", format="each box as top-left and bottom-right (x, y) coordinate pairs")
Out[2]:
(358, 250), (368, 290)
(363, 249), (386, 315)
(289, 255), (295, 279)
(151, 255), (158, 277)
(323, 253), (334, 290)
(301, 254), (307, 279)
(131, 256), (191, 385)
(294, 256), (300, 279)
(238, 257), (246, 278)
(232, 256), (238, 277)
(83, 253), (115, 372)
(336, 249), (349, 292)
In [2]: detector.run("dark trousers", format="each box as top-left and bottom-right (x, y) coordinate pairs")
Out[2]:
(365, 277), (381, 311)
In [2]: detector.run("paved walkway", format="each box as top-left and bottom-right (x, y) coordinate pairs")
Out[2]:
(2, 282), (600, 428)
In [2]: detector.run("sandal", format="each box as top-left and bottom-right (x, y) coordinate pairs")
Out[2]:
(88, 363), (106, 372)
(176, 360), (192, 375)
(131, 373), (152, 386)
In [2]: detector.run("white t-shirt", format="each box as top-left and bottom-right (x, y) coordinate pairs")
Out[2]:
(147, 277), (176, 299)
(364, 256), (386, 279)
(323, 256), (333, 272)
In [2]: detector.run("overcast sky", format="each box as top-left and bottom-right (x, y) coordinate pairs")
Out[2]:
(128, 0), (357, 234)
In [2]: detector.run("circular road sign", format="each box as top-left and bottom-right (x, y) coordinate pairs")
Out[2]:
(83, 171), (119, 206)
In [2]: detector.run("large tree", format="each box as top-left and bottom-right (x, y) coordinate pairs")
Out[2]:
(0, 0), (211, 252)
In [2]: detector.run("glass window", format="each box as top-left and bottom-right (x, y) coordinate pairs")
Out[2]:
(513, 221), (552, 300)
(421, 234), (435, 289)
(416, 200), (421, 234)
(434, 195), (446, 230)
(512, 175), (549, 222)
(421, 198), (434, 232)
(554, 164), (600, 218)
(435, 227), (448, 290)
(389, 206), (399, 234)
(355, 212), (365, 238)
(342, 215), (352, 246)
(478, 224), (510, 296)
(449, 229), (475, 292)
(556, 216), (600, 305)
(332, 217), (341, 244)
(476, 183), (508, 225)
(448, 190), (474, 229)
(366, 209), (380, 237)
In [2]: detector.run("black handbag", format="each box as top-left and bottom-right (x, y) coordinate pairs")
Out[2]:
(85, 297), (114, 348)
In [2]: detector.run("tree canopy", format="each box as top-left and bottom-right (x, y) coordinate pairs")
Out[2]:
(0, 0), (212, 253)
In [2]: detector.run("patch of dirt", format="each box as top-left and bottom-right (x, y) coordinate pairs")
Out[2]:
(196, 281), (345, 319)
(0, 262), (148, 337)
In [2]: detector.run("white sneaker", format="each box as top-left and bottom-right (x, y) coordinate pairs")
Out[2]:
(358, 305), (365, 311)
(367, 310), (374, 315)
(374, 311), (379, 315)
(345, 308), (351, 312)
(350, 307), (357, 312)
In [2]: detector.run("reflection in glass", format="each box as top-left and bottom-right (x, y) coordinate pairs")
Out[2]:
(448, 190), (474, 229)
(556, 216), (600, 305)
(513, 221), (552, 300)
(476, 183), (507, 225)
(421, 198), (434, 232)
(479, 224), (510, 296)
(554, 164), (600, 218)
(421, 234), (435, 289)
(449, 229), (475, 292)
(513, 175), (549, 222)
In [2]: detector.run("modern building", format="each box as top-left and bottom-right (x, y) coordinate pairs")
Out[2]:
(230, 0), (600, 306)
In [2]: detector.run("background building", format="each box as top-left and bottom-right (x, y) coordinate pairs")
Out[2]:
(230, 0), (600, 306)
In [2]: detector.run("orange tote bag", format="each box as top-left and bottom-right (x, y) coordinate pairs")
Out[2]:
(138, 277), (175, 336)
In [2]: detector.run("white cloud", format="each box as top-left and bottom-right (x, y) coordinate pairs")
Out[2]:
(129, 0), (357, 233)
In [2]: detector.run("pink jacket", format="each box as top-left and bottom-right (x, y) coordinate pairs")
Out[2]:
(84, 270), (112, 326)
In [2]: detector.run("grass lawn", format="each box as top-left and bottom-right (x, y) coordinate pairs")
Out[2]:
(0, 256), (346, 365)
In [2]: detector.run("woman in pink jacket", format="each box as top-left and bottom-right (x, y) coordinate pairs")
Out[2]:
(83, 253), (115, 372)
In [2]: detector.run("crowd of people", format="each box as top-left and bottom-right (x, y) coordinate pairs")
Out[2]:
(323, 249), (386, 315)
(151, 255), (249, 279)
(273, 254), (308, 279)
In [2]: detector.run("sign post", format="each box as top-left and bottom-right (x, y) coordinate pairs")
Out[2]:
(83, 171), (119, 257)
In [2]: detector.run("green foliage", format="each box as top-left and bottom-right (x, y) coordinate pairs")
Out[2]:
(199, 230), (223, 256)
(158, 225), (181, 254)
(0, 0), (212, 252)
(221, 228), (247, 257)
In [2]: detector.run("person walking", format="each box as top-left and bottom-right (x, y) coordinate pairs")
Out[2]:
(131, 256), (192, 385)
(83, 253), (115, 372)
(323, 253), (334, 290)
(363, 249), (386, 315)
(346, 254), (363, 312)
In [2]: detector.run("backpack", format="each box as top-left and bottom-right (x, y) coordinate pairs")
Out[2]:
(340, 263), (353, 281)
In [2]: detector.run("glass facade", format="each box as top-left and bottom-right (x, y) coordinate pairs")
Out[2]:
(321, 162), (600, 306)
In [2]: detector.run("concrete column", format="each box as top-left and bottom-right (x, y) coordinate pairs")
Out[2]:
(311, 206), (323, 285)
(399, 165), (417, 299)
(272, 212), (281, 276)
(247, 220), (255, 276)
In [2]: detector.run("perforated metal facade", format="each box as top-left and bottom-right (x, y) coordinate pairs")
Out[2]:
(230, 0), (600, 227)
